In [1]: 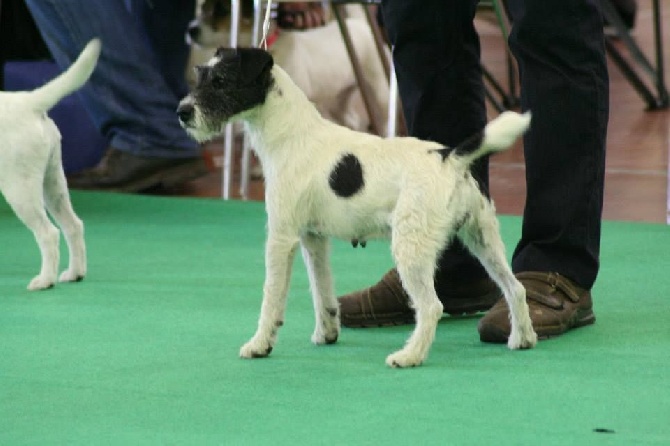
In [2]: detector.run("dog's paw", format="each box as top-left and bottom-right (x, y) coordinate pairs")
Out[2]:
(59, 269), (86, 283)
(507, 325), (538, 350)
(27, 275), (56, 291)
(311, 328), (339, 345)
(240, 336), (274, 359)
(385, 349), (424, 368)
(312, 310), (340, 345)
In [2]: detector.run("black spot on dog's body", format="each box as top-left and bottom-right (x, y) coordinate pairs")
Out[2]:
(454, 131), (485, 156)
(329, 153), (364, 198)
(431, 146), (454, 161)
(476, 180), (491, 201)
(429, 130), (485, 161)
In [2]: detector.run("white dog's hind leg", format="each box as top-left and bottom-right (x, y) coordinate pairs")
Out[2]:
(459, 202), (537, 349)
(2, 182), (59, 290)
(240, 234), (299, 358)
(300, 233), (340, 345)
(386, 210), (447, 367)
(386, 258), (443, 368)
(44, 152), (86, 283)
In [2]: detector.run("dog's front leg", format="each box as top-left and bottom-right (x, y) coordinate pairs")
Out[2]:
(240, 233), (299, 359)
(300, 233), (339, 345)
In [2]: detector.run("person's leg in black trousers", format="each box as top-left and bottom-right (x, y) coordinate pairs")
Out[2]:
(384, 0), (493, 290)
(478, 0), (609, 341)
(338, 0), (503, 327)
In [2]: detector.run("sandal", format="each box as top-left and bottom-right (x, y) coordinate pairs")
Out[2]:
(276, 2), (326, 30)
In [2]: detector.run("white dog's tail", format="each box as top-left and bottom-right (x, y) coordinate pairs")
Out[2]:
(452, 111), (531, 167)
(30, 39), (101, 112)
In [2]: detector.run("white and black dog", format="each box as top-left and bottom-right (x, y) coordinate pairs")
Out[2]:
(0, 39), (99, 290)
(178, 48), (537, 367)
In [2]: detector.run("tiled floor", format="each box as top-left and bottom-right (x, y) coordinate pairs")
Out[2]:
(170, 3), (669, 225)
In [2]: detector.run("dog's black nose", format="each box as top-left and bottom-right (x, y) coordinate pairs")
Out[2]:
(177, 103), (195, 123)
(187, 24), (201, 42)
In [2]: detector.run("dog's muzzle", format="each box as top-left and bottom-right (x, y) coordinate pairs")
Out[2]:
(177, 102), (195, 126)
(186, 20), (200, 45)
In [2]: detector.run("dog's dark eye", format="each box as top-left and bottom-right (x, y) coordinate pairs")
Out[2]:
(213, 1), (231, 19)
(212, 76), (226, 88)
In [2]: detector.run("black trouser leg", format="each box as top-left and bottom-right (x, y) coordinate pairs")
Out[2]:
(381, 0), (490, 294)
(506, 0), (609, 289)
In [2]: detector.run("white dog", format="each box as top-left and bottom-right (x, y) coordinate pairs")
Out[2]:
(177, 48), (537, 367)
(187, 0), (388, 132)
(0, 39), (99, 290)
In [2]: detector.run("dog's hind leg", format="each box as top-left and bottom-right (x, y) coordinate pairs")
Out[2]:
(1, 181), (59, 290)
(386, 211), (447, 367)
(300, 233), (339, 345)
(387, 253), (443, 368)
(240, 233), (299, 359)
(44, 151), (86, 283)
(459, 201), (537, 350)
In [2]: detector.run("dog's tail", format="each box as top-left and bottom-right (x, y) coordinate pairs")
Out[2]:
(30, 39), (101, 112)
(451, 111), (531, 167)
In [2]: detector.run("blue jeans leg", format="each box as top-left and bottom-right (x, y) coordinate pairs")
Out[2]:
(25, 0), (198, 158)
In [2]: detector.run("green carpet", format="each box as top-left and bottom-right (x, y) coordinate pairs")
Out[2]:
(1, 192), (668, 445)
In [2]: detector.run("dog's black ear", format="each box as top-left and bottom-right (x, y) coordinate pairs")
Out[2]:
(237, 48), (274, 86)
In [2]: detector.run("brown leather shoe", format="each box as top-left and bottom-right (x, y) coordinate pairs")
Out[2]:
(478, 271), (596, 343)
(338, 268), (501, 328)
(67, 147), (208, 192)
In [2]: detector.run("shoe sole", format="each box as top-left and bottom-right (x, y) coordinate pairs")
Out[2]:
(341, 300), (498, 328)
(537, 309), (596, 340)
(341, 313), (415, 328)
(479, 308), (597, 343)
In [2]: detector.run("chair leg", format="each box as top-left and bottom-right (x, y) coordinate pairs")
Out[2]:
(331, 3), (383, 136)
(362, 4), (391, 82)
(221, 0), (243, 200)
(601, 0), (668, 110)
